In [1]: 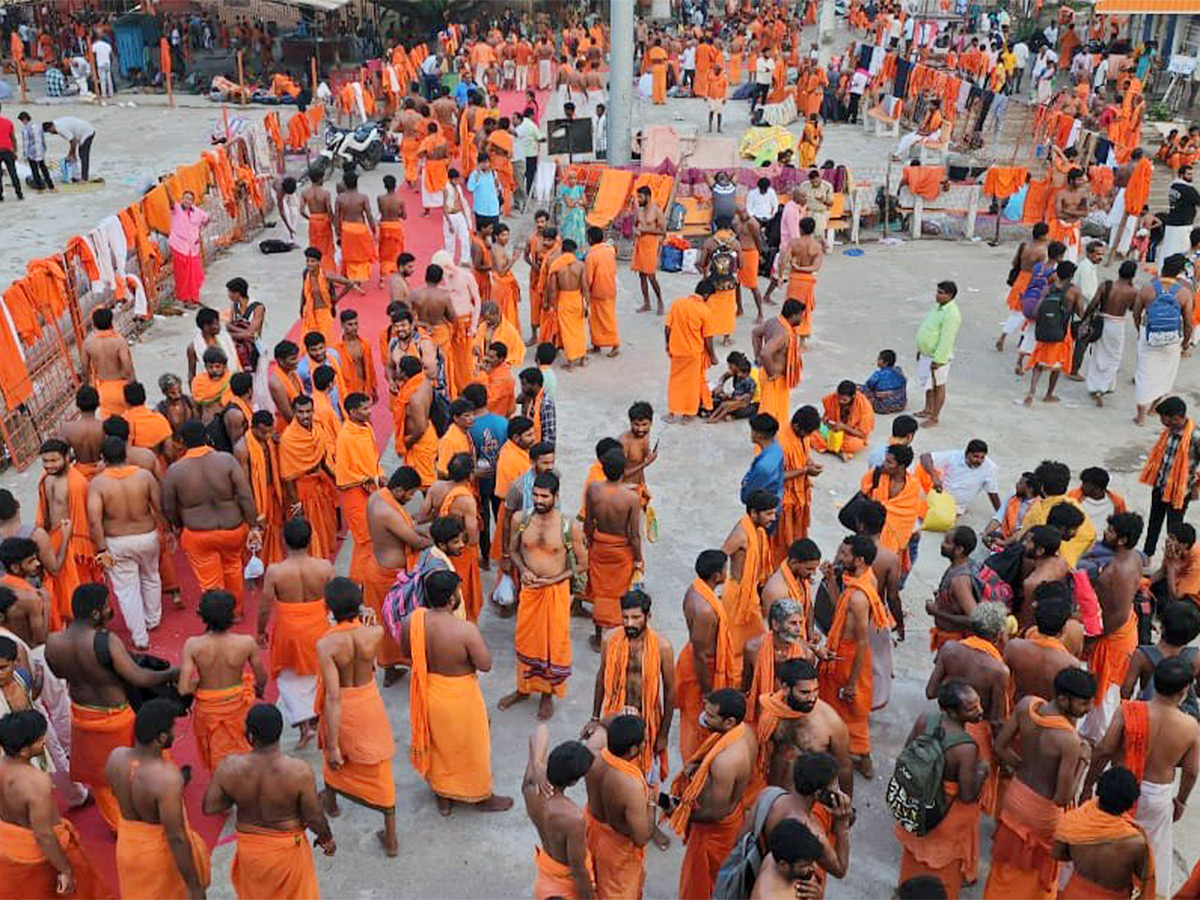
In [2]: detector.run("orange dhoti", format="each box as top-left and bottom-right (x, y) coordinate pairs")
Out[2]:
(231, 825), (319, 900)
(0, 819), (110, 900)
(788, 271), (817, 337)
(678, 810), (742, 900)
(1006, 270), (1032, 311)
(377, 220), (406, 276)
(270, 599), (326, 725)
(758, 375), (790, 433)
(965, 719), (999, 820)
(294, 473), (338, 560)
(301, 305), (334, 346)
(557, 289), (587, 361)
(896, 786), (981, 899)
(70, 702), (134, 830)
(667, 352), (711, 417)
(449, 316), (474, 397)
(818, 648), (873, 755)
(340, 221), (377, 282)
(492, 271), (523, 332)
(363, 556), (406, 667)
(651, 65), (667, 104)
(534, 846), (596, 900)
(739, 249), (760, 288)
(515, 580), (572, 696)
(94, 378), (129, 419)
(708, 289), (736, 337)
(417, 672), (494, 801)
(116, 817), (211, 900)
(401, 136), (421, 185)
(585, 809), (645, 900)
(400, 423), (438, 489)
(452, 543), (483, 623)
(587, 532), (636, 630)
(307, 213), (336, 274)
(44, 525), (85, 629)
(1025, 334), (1074, 373)
(674, 644), (712, 761)
(180, 523), (248, 607)
(339, 484), (373, 585)
(321, 680), (396, 811)
(193, 674), (254, 773)
(983, 777), (1063, 900)
(631, 235), (661, 274)
(589, 293), (619, 349)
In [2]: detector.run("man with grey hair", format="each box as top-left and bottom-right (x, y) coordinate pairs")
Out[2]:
(925, 600), (1012, 813)
(741, 595), (813, 725)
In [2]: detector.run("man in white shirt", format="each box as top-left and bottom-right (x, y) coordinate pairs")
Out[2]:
(682, 41), (697, 93)
(1011, 40), (1030, 92)
(849, 68), (869, 122)
(91, 37), (115, 99)
(594, 103), (607, 160)
(1075, 240), (1103, 304)
(513, 109), (541, 206)
(43, 116), (96, 182)
(919, 440), (1002, 514)
(745, 177), (779, 225)
(753, 51), (775, 111)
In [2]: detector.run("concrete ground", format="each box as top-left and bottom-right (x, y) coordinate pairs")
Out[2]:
(3, 44), (1200, 900)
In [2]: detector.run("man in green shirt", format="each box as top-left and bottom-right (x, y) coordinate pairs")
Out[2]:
(915, 280), (962, 427)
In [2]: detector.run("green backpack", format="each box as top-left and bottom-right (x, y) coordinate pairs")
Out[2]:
(885, 713), (975, 836)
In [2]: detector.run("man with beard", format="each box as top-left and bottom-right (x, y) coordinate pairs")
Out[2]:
(759, 539), (821, 644)
(742, 598), (814, 726)
(927, 526), (982, 653)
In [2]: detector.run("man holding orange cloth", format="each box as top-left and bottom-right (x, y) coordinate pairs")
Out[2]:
(547, 239), (590, 369)
(0, 709), (109, 900)
(335, 392), (384, 586)
(233, 410), (285, 567)
(664, 279), (716, 423)
(752, 299), (804, 428)
(203, 703), (335, 900)
(317, 578), (399, 857)
(393, 356), (438, 489)
(810, 380), (876, 460)
(403, 569), (514, 815)
(669, 688), (756, 900)
(108, 700), (211, 900)
(585, 227), (620, 357)
(676, 550), (738, 760)
(279, 396), (338, 560)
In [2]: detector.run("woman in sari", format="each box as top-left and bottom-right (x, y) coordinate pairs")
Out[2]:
(557, 170), (587, 258)
(797, 114), (823, 167)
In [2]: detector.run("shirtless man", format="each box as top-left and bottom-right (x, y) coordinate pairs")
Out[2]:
(202, 703), (335, 894)
(582, 449), (641, 650)
(1018, 525), (1071, 633)
(376, 175), (407, 289)
(60, 386), (103, 475)
(0, 540), (50, 654)
(105, 700), (209, 899)
(408, 264), (456, 336)
(162, 420), (260, 604)
(752, 300), (805, 415)
(1054, 769), (1154, 899)
(315, 578), (397, 856)
(88, 436), (161, 649)
(721, 490), (777, 656)
(1054, 168), (1091, 262)
(777, 218), (823, 338)
(759, 539), (821, 639)
(431, 95), (458, 135)
(333, 170), (376, 286)
(299, 167), (334, 262)
(927, 526), (981, 649)
(397, 100), (424, 190)
(0, 493), (68, 589)
(857, 502), (904, 641)
(759, 658), (854, 796)
(523, 725), (595, 899)
(546, 240), (590, 370)
(633, 189), (666, 315)
(1083, 259), (1139, 405)
(267, 341), (303, 427)
(388, 252), (416, 306)
(742, 598), (816, 726)
(80, 308), (134, 418)
(1003, 588), (1083, 700)
(386, 309), (439, 387)
(617, 402), (657, 511)
(996, 223), (1050, 352)
(1083, 656), (1199, 896)
(986, 666), (1096, 897)
(733, 208), (767, 321)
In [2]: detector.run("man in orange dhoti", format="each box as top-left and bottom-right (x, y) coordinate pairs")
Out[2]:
(818, 536), (890, 776)
(664, 284), (715, 422)
(376, 174), (407, 287)
(753, 301), (804, 427)
(676, 551), (739, 760)
(647, 41), (668, 104)
(721, 492), (776, 662)
(811, 381), (875, 459)
(334, 393), (381, 583)
(632, 187), (665, 314)
(585, 227), (620, 356)
(279, 397), (338, 561)
(431, 453), (485, 623)
(546, 242), (590, 369)
(303, 171), (337, 274)
(80, 308), (133, 419)
(403, 577), (514, 814)
(1053, 771), (1155, 900)
(774, 407), (821, 561)
(418, 123), (450, 215)
(300, 248), (354, 346)
(338, 225), (377, 285)
(860, 445), (927, 564)
(36, 444), (101, 627)
(317, 580), (398, 856)
(670, 689), (756, 900)
(234, 411), (285, 566)
(393, 357), (438, 488)
(1024, 261), (1083, 405)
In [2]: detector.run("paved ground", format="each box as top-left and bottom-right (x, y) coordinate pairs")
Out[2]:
(3, 39), (1200, 900)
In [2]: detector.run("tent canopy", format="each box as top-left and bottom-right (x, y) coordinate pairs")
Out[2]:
(1094, 0), (1200, 12)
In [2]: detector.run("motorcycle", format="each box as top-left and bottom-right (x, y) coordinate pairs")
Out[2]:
(315, 121), (384, 175)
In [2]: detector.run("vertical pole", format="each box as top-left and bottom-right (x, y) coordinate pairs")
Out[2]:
(607, 0), (634, 166)
(311, 52), (319, 93)
(17, 61), (27, 103)
(237, 50), (247, 106)
(818, 0), (838, 63)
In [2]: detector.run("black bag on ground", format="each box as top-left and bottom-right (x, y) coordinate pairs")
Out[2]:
(259, 239), (296, 254)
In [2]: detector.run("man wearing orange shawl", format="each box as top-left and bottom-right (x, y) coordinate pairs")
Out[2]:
(403, 584), (513, 815)
(316, 580), (398, 856)
(860, 444), (927, 561)
(670, 689), (755, 900)
(753, 301), (804, 427)
(743, 596), (811, 726)
(646, 41), (668, 104)
(335, 393), (383, 586)
(585, 228), (620, 356)
(233, 411), (284, 566)
(335, 307), (378, 403)
(432, 455), (485, 623)
(487, 127), (516, 217)
(473, 302), (525, 373)
(818, 536), (890, 775)
(1054, 772), (1155, 900)
(1110, 150), (1152, 255)
(36, 446), (101, 627)
(279, 397), (338, 560)
(721, 492), (776, 663)
(811, 381), (876, 459)
(122, 384), (172, 451)
(300, 248), (351, 346)
(664, 285), (715, 422)
(490, 420), (534, 573)
(895, 684), (988, 900)
(525, 215), (551, 337)
(676, 550), (738, 759)
(526, 724), (598, 900)
(393, 357), (438, 488)
(435, 399), (476, 479)
(1139, 397), (1200, 556)
(774, 407), (821, 560)
(189, 346), (233, 422)
(302, 170), (337, 274)
(986, 671), (1096, 900)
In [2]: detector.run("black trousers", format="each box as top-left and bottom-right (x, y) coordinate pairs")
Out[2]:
(847, 93), (862, 123)
(524, 155), (537, 197)
(78, 134), (94, 181)
(1144, 485), (1189, 557)
(28, 159), (53, 190)
(478, 478), (501, 559)
(0, 150), (22, 199)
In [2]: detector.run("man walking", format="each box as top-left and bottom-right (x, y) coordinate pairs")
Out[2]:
(0, 105), (24, 201)
(915, 280), (962, 427)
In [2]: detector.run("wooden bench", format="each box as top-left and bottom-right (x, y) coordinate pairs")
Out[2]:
(863, 104), (900, 138)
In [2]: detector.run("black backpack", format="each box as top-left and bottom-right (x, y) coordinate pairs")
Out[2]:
(886, 712), (974, 836)
(1034, 287), (1069, 343)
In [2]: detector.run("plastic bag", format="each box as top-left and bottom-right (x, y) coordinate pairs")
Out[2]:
(923, 490), (956, 532)
(243, 553), (264, 580)
(492, 573), (516, 607)
(646, 505), (659, 543)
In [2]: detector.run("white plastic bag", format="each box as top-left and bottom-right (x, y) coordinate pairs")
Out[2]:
(243, 554), (264, 581)
(682, 248), (700, 274)
(491, 573), (515, 607)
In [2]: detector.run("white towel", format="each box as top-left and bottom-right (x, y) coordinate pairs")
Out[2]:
(125, 274), (148, 319)
(276, 669), (318, 726)
(1079, 681), (1121, 744)
(1136, 779), (1175, 897)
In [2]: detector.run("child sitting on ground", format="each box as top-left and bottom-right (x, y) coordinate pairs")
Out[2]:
(862, 349), (907, 414)
(707, 351), (759, 423)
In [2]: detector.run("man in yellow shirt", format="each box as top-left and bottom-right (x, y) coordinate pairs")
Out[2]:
(1015, 460), (1095, 566)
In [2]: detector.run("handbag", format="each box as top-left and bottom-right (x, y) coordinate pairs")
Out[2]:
(838, 466), (883, 531)
(1005, 242), (1024, 286)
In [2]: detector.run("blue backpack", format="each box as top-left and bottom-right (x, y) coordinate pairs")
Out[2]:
(1020, 261), (1052, 319)
(1145, 278), (1183, 346)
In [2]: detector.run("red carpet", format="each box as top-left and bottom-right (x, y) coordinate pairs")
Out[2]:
(68, 87), (546, 890)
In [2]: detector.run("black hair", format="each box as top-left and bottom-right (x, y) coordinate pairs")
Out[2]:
(793, 751), (839, 795)
(246, 703), (283, 746)
(695, 549), (727, 579)
(1054, 666), (1097, 701)
(324, 577), (362, 622)
(134, 698), (179, 745)
(199, 590), (236, 632)
(283, 517), (312, 550)
(607, 714), (646, 757)
(546, 740), (593, 788)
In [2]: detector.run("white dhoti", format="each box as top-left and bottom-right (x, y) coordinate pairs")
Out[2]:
(1079, 681), (1121, 744)
(1135, 779), (1175, 896)
(419, 164), (444, 210)
(869, 623), (893, 710)
(1107, 189), (1137, 254)
(538, 59), (553, 89)
(443, 209), (472, 265)
(1018, 320), (1038, 354)
(894, 131), (924, 159)
(1002, 310), (1027, 336)
(1084, 314), (1127, 394)
(1162, 224), (1192, 262)
(1134, 332), (1183, 407)
(276, 669), (318, 726)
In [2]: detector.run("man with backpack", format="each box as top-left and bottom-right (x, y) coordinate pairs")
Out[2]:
(1009, 239), (1066, 373)
(1133, 256), (1194, 426)
(1024, 260), (1084, 406)
(891, 679), (987, 899)
(698, 218), (741, 347)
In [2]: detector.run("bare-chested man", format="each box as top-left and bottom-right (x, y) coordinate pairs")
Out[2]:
(1054, 768), (1154, 899)
(0, 492), (68, 599)
(202, 703), (335, 896)
(34, 438), (101, 626)
(178, 590), (266, 773)
(733, 208), (766, 321)
(106, 700), (210, 898)
(385, 308), (439, 388)
(376, 175), (408, 289)
(396, 100), (425, 191)
(299, 166), (335, 269)
(676, 550), (736, 759)
(927, 526), (981, 650)
(523, 725), (596, 898)
(721, 490), (777, 661)
(856, 502), (904, 643)
(80, 307), (134, 419)
(996, 222), (1051, 351)
(1083, 259), (1139, 405)
(986, 666), (1096, 897)
(45, 583), (177, 832)
(408, 263), (456, 356)
(743, 593), (815, 711)
(582, 449), (641, 651)
(1004, 587), (1083, 701)
(162, 420), (260, 609)
(61, 386), (104, 476)
(334, 170), (376, 285)
(751, 300), (804, 426)
(88, 436), (161, 649)
(759, 539), (821, 641)
(777, 218), (823, 340)
(633, 187), (666, 315)
(1054, 168), (1091, 263)
(618, 402), (657, 512)
(1018, 524), (1072, 633)
(388, 252), (417, 306)
(546, 239), (590, 370)
(316, 578), (398, 856)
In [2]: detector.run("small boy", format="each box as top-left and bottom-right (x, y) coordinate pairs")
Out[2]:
(862, 349), (907, 414)
(708, 351), (758, 423)
(535, 342), (558, 398)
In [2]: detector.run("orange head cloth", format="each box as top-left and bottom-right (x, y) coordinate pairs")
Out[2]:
(1055, 799), (1154, 900)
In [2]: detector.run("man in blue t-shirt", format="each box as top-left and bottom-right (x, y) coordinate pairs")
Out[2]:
(463, 383), (508, 560)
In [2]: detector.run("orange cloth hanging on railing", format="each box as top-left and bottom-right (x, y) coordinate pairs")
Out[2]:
(203, 148), (238, 216)
(983, 166), (1029, 200)
(26, 258), (69, 320)
(238, 166), (264, 210)
(1023, 177), (1052, 223)
(174, 159), (211, 200)
(2, 280), (41, 345)
(63, 235), (100, 281)
(1088, 165), (1114, 198)
(142, 184), (172, 234)
(264, 112), (283, 151)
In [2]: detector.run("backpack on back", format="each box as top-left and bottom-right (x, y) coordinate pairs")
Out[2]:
(712, 787), (787, 899)
(886, 713), (974, 836)
(1034, 286), (1069, 343)
(1020, 261), (1051, 319)
(1145, 278), (1183, 346)
(709, 230), (739, 287)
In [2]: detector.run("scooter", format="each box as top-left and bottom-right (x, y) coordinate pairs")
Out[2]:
(315, 120), (384, 175)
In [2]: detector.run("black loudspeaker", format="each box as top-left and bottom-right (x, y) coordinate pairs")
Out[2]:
(547, 117), (594, 156)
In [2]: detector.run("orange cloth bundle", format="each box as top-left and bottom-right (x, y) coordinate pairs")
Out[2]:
(142, 184), (173, 234)
(1022, 178), (1052, 224)
(231, 826), (319, 900)
(983, 166), (1029, 200)
(585, 168), (635, 227)
(116, 817), (211, 900)
(902, 166), (945, 201)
